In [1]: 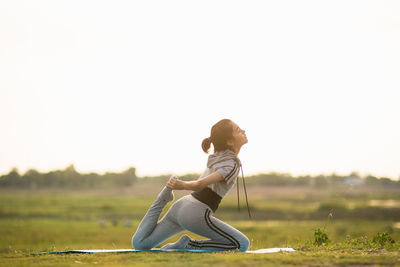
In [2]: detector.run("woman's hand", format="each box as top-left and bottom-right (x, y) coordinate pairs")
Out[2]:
(166, 177), (186, 190)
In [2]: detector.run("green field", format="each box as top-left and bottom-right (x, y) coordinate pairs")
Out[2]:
(1, 185), (400, 266)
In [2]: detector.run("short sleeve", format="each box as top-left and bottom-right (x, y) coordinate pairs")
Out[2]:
(214, 159), (239, 183)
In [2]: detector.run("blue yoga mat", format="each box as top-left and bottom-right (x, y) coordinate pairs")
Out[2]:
(33, 248), (295, 255)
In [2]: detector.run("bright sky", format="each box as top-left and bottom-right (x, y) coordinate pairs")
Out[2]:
(1, 0), (399, 179)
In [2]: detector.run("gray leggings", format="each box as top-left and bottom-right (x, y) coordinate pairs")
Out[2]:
(131, 193), (249, 251)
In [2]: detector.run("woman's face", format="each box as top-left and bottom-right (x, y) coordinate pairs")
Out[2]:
(229, 121), (248, 149)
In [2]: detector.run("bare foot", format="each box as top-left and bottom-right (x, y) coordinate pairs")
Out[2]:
(158, 176), (178, 203)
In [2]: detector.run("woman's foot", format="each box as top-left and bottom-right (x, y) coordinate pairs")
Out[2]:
(162, 234), (191, 249)
(157, 176), (178, 203)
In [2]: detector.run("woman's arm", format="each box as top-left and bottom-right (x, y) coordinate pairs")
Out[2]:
(166, 171), (223, 192)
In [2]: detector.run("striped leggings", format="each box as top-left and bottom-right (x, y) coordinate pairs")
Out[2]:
(131, 192), (249, 251)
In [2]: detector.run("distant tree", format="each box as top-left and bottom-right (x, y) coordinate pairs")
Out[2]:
(328, 172), (345, 186)
(314, 175), (328, 187)
(116, 167), (137, 186)
(365, 175), (379, 186)
(23, 169), (41, 188)
(293, 175), (311, 186)
(24, 169), (40, 178)
(0, 167), (21, 187)
(379, 177), (394, 187)
(8, 167), (20, 178)
(349, 171), (361, 178)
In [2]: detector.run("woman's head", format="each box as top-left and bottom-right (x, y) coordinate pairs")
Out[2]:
(202, 119), (248, 154)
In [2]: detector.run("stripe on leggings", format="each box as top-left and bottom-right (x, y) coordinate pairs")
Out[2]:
(188, 240), (237, 249)
(204, 209), (240, 249)
(203, 209), (235, 247)
(188, 241), (237, 250)
(189, 240), (236, 247)
(188, 241), (237, 249)
(206, 210), (240, 249)
(206, 209), (240, 249)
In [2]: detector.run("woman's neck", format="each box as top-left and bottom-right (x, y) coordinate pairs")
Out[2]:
(232, 147), (241, 156)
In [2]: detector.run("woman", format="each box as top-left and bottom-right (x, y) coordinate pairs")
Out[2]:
(131, 119), (250, 251)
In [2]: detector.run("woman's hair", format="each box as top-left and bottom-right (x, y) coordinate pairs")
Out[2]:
(202, 119), (234, 153)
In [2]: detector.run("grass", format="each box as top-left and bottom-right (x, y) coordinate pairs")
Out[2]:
(1, 185), (400, 266)
(3, 250), (400, 267)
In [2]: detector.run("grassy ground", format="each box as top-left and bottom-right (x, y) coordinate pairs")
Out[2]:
(1, 185), (400, 266)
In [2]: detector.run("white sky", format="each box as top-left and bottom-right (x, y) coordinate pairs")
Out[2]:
(1, 0), (399, 179)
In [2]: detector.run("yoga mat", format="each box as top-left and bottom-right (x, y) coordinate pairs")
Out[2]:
(33, 248), (295, 255)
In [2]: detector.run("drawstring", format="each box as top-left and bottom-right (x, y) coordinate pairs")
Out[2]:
(237, 167), (240, 212)
(237, 164), (252, 219)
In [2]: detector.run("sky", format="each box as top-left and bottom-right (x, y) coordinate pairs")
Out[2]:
(1, 0), (399, 179)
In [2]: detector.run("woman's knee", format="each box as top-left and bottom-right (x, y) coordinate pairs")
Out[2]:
(238, 235), (250, 252)
(131, 235), (150, 250)
(131, 235), (140, 249)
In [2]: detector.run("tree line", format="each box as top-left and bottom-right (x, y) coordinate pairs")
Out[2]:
(0, 164), (136, 189)
(0, 165), (398, 189)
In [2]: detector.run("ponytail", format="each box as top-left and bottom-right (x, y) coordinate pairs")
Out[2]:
(202, 119), (234, 154)
(201, 137), (212, 153)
